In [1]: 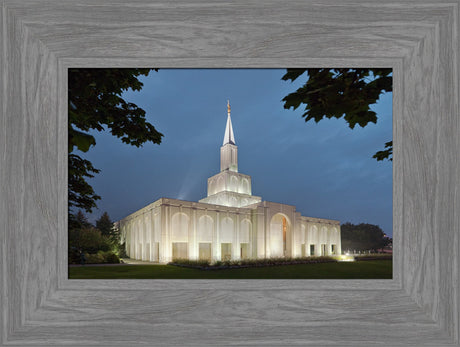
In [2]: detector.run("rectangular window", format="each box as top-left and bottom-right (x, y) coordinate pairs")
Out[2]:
(240, 243), (249, 259)
(144, 243), (150, 261)
(172, 242), (188, 260)
(310, 244), (315, 256)
(221, 243), (232, 261)
(321, 244), (327, 256)
(151, 242), (159, 262)
(199, 243), (212, 262)
(331, 244), (336, 255)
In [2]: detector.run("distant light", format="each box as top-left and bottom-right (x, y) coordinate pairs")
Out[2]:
(337, 255), (355, 262)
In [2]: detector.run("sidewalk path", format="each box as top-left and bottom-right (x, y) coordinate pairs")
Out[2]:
(120, 258), (162, 265)
(69, 258), (161, 267)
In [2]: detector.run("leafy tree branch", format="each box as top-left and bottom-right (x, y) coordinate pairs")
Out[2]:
(68, 68), (163, 213)
(282, 68), (393, 161)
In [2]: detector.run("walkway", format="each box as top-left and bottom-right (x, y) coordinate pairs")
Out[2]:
(69, 258), (161, 267)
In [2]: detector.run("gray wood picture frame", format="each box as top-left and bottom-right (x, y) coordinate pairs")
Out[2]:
(1, 0), (459, 345)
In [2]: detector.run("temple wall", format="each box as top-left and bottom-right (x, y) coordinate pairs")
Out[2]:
(116, 198), (341, 264)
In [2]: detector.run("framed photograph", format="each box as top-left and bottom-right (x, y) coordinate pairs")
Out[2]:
(1, 1), (458, 345)
(67, 67), (393, 280)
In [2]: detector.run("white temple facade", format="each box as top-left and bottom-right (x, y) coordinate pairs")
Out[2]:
(115, 102), (341, 263)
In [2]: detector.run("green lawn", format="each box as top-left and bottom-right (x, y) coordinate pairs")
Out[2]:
(68, 260), (392, 279)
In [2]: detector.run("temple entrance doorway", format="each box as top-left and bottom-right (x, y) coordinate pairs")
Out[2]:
(269, 213), (291, 257)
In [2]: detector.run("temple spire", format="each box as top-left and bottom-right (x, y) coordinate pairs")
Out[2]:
(223, 100), (235, 145)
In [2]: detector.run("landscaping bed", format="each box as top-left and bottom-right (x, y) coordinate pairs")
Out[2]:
(69, 249), (120, 265)
(354, 254), (392, 261)
(169, 256), (337, 270)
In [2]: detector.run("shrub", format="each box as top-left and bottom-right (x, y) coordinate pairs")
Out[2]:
(96, 250), (120, 263)
(117, 242), (128, 258)
(80, 251), (120, 264)
(169, 256), (337, 269)
(170, 258), (210, 267)
(104, 252), (120, 264)
(355, 254), (392, 261)
(69, 227), (112, 254)
(68, 247), (81, 264)
(84, 252), (104, 264)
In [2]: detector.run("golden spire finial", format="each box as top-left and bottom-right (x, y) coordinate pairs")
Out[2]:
(227, 99), (231, 116)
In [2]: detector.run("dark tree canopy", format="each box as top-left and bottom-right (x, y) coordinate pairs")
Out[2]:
(282, 68), (393, 161)
(68, 227), (112, 254)
(340, 222), (392, 252)
(68, 154), (100, 213)
(96, 212), (115, 238)
(68, 68), (163, 214)
(68, 209), (92, 230)
(75, 210), (91, 227)
(68, 210), (121, 264)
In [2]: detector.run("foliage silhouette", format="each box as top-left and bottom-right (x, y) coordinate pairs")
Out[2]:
(282, 68), (392, 161)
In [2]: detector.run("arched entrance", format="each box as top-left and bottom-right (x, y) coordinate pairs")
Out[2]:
(269, 213), (291, 257)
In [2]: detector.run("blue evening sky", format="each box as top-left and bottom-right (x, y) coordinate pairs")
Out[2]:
(79, 69), (393, 237)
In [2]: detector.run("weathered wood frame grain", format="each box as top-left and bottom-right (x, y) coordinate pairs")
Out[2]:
(1, 0), (459, 346)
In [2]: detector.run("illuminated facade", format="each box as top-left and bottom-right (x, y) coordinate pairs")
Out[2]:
(115, 102), (341, 263)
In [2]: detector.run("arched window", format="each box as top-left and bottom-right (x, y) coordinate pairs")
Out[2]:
(241, 178), (249, 194)
(197, 215), (213, 242)
(230, 175), (238, 192)
(220, 217), (234, 243)
(239, 219), (251, 243)
(171, 212), (189, 242)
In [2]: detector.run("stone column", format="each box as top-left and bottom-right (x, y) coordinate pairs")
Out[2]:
(134, 219), (138, 260)
(318, 226), (323, 256)
(191, 208), (197, 260)
(160, 204), (170, 263)
(139, 218), (143, 260)
(157, 207), (162, 262)
(214, 211), (220, 261)
(141, 213), (146, 261)
(248, 213), (253, 259)
(195, 209), (199, 259)
(265, 207), (270, 258)
(291, 216), (297, 257)
(256, 206), (265, 259)
(124, 222), (128, 257)
(130, 221), (134, 258)
(305, 224), (311, 256)
(234, 213), (240, 260)
(132, 220), (136, 259)
(166, 205), (172, 262)
(149, 208), (155, 261)
(337, 225), (342, 255)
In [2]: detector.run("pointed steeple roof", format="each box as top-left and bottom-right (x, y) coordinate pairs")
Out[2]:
(223, 100), (235, 145)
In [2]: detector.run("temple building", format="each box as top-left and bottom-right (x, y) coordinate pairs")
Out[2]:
(115, 102), (341, 263)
